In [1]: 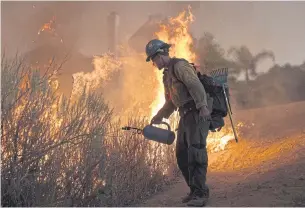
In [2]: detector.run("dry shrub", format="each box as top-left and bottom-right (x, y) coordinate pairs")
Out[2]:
(1, 55), (178, 207)
(100, 117), (179, 206)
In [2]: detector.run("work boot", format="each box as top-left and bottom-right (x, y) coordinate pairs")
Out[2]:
(187, 190), (209, 207)
(181, 191), (194, 203)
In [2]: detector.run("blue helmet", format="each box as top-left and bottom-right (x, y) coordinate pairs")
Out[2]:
(145, 39), (171, 62)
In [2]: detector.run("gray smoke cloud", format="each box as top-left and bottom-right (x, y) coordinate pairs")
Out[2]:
(2, 1), (305, 69)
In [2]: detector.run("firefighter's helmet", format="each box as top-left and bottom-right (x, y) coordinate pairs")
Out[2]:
(145, 39), (171, 62)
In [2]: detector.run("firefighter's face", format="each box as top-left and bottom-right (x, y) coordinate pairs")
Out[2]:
(152, 54), (164, 70)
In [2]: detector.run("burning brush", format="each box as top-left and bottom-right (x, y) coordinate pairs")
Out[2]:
(34, 16), (64, 43)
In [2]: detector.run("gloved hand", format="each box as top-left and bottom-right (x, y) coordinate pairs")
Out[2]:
(150, 114), (163, 125)
(199, 106), (211, 122)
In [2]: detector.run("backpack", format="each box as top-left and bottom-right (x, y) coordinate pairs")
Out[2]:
(170, 58), (231, 131)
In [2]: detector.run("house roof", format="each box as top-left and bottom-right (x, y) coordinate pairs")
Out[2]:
(128, 14), (167, 53)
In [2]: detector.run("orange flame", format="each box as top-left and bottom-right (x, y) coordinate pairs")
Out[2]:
(155, 6), (196, 62)
(38, 16), (56, 35)
(71, 53), (122, 97)
(150, 6), (196, 119)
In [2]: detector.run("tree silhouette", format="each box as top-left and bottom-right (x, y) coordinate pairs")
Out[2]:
(197, 32), (235, 74)
(228, 46), (275, 83)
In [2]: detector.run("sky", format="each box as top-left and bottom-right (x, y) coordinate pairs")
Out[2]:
(1, 1), (305, 72)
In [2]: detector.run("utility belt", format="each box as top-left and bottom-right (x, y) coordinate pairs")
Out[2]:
(178, 100), (198, 117)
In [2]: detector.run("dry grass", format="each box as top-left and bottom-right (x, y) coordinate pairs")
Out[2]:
(1, 56), (178, 207)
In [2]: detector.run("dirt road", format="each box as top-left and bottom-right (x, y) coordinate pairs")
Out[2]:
(138, 101), (305, 207)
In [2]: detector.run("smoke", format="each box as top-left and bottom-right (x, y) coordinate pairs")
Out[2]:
(2, 1), (305, 63)
(230, 62), (305, 110)
(1, 2), (88, 56)
(2, 1), (305, 113)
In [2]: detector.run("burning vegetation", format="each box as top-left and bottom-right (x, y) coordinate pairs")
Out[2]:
(68, 6), (238, 152)
(1, 6), (246, 207)
(37, 16), (63, 43)
(38, 16), (56, 35)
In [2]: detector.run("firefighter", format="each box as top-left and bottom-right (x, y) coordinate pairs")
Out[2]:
(146, 39), (212, 207)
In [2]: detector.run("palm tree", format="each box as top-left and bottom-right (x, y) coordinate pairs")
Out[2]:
(228, 46), (275, 83)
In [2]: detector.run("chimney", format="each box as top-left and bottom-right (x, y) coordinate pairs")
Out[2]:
(107, 12), (120, 57)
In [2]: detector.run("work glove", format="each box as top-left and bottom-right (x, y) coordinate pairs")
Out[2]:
(150, 114), (163, 125)
(199, 106), (211, 122)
